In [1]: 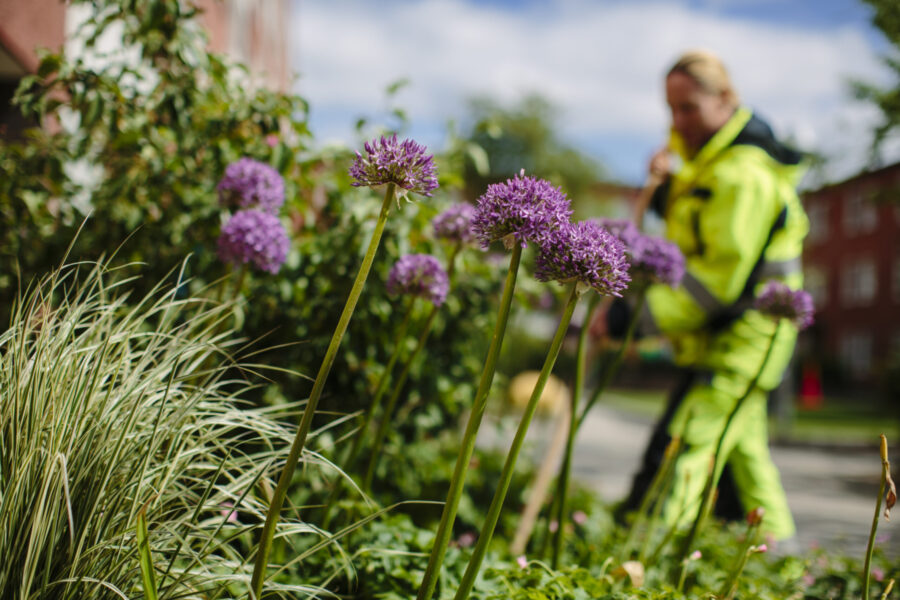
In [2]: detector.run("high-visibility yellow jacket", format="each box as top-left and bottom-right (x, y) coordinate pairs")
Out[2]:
(641, 107), (809, 391)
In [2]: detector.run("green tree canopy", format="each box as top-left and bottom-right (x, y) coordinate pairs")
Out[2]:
(854, 0), (900, 160)
(459, 95), (607, 204)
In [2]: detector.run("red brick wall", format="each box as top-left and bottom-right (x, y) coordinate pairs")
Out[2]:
(802, 163), (900, 382)
(0, 0), (66, 72)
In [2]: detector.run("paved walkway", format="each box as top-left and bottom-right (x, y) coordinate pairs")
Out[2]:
(480, 398), (899, 557)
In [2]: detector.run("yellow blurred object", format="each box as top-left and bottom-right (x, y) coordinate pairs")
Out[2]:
(507, 371), (569, 417)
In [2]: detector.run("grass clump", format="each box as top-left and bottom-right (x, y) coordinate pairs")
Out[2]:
(0, 261), (332, 599)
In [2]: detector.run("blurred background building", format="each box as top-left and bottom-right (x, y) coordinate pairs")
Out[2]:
(801, 161), (900, 387)
(0, 0), (289, 138)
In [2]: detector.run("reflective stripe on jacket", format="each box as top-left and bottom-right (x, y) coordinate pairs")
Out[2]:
(641, 107), (809, 389)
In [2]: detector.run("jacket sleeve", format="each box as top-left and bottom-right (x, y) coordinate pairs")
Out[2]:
(642, 159), (781, 335)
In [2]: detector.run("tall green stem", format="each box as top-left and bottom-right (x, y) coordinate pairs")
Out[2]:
(364, 243), (462, 491)
(549, 294), (596, 568)
(321, 297), (415, 529)
(863, 434), (892, 600)
(416, 244), (522, 600)
(454, 283), (581, 600)
(577, 289), (646, 430)
(249, 184), (395, 599)
(673, 322), (781, 585)
(363, 305), (440, 490)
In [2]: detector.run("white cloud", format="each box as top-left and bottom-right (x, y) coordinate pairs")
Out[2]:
(291, 0), (896, 183)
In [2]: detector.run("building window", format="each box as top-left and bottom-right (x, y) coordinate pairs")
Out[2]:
(805, 201), (829, 244)
(804, 265), (828, 308)
(842, 190), (877, 236)
(839, 331), (873, 378)
(841, 258), (877, 306)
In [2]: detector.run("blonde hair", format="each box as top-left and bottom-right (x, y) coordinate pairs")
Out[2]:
(668, 50), (740, 108)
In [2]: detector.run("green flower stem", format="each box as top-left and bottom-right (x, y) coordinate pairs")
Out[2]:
(718, 517), (763, 598)
(363, 304), (441, 491)
(549, 293), (596, 568)
(863, 434), (891, 600)
(416, 244), (522, 600)
(674, 321), (781, 586)
(577, 288), (646, 430)
(232, 263), (249, 301)
(249, 183), (396, 600)
(363, 242), (462, 492)
(631, 437), (682, 563)
(454, 282), (581, 600)
(320, 297), (415, 530)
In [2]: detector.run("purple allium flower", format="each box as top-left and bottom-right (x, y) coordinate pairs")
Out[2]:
(599, 218), (685, 287)
(534, 220), (630, 296)
(754, 281), (815, 330)
(471, 170), (572, 249)
(217, 209), (289, 274)
(349, 134), (438, 197)
(217, 157), (285, 214)
(432, 203), (477, 244)
(386, 254), (450, 307)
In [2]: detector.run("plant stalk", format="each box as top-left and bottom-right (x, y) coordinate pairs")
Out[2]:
(862, 434), (891, 600)
(454, 283), (581, 600)
(674, 322), (781, 586)
(416, 244), (522, 600)
(249, 183), (395, 599)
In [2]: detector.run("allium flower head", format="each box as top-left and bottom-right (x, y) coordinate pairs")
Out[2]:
(599, 218), (685, 286)
(471, 170), (572, 249)
(349, 134), (438, 197)
(535, 220), (630, 296)
(217, 209), (289, 274)
(217, 157), (285, 214)
(386, 254), (450, 307)
(754, 281), (815, 330)
(432, 203), (477, 244)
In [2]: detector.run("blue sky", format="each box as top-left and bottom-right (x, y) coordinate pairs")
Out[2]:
(290, 0), (899, 186)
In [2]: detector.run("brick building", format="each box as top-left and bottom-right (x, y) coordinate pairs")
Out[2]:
(801, 161), (900, 385)
(0, 0), (289, 138)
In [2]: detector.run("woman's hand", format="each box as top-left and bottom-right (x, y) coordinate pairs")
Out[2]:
(648, 147), (671, 180)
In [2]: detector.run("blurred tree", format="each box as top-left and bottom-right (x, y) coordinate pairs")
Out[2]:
(459, 95), (607, 205)
(853, 0), (900, 162)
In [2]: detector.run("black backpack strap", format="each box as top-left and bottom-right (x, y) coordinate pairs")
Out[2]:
(707, 206), (788, 332)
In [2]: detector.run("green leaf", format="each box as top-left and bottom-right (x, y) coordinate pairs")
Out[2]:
(136, 506), (159, 600)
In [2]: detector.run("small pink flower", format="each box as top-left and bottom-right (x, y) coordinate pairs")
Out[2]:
(872, 567), (885, 582)
(456, 532), (476, 548)
(876, 533), (891, 544)
(802, 573), (816, 586)
(755, 544), (768, 553)
(689, 550), (702, 561)
(549, 520), (559, 533)
(220, 501), (238, 523)
(516, 555), (528, 569)
(572, 510), (588, 526)
(265, 134), (279, 147)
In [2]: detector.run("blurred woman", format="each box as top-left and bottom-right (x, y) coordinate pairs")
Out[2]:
(602, 49), (809, 541)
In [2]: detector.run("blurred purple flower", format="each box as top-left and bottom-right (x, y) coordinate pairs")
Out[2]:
(754, 281), (815, 330)
(599, 218), (684, 287)
(456, 532), (477, 548)
(471, 170), (572, 249)
(217, 157), (285, 214)
(217, 209), (289, 274)
(386, 254), (450, 307)
(349, 134), (438, 197)
(534, 220), (630, 296)
(432, 203), (477, 244)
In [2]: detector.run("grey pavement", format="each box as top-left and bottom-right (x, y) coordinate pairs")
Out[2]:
(478, 396), (899, 557)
